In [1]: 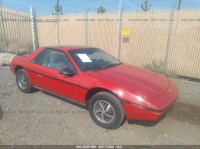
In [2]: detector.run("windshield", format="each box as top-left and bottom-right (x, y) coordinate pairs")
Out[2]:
(69, 48), (121, 72)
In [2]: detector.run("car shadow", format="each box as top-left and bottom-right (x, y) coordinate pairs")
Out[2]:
(0, 105), (3, 120)
(29, 88), (40, 94)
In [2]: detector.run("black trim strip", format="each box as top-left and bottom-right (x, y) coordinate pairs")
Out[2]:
(120, 99), (132, 104)
(120, 97), (178, 113)
(33, 86), (86, 107)
(25, 68), (89, 90)
(11, 63), (16, 66)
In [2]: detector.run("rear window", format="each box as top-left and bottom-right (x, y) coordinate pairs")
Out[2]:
(32, 49), (47, 64)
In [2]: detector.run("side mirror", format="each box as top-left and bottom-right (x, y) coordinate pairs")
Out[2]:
(59, 68), (75, 77)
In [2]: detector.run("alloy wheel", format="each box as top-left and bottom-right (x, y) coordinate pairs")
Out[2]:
(18, 73), (28, 90)
(93, 100), (115, 124)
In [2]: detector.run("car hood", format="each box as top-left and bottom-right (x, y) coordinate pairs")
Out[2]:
(89, 64), (170, 96)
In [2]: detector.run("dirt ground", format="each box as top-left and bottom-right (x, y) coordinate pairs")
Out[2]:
(0, 67), (200, 145)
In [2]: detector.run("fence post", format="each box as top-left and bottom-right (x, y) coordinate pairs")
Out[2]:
(165, 8), (175, 68)
(85, 9), (89, 46)
(117, 7), (125, 60)
(56, 13), (60, 46)
(0, 5), (8, 52)
(16, 11), (21, 42)
(30, 6), (38, 51)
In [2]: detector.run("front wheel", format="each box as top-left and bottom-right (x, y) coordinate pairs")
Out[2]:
(16, 69), (33, 93)
(89, 92), (125, 129)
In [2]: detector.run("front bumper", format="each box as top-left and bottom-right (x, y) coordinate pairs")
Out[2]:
(122, 98), (176, 121)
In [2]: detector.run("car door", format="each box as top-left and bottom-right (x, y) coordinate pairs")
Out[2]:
(26, 48), (48, 86)
(33, 49), (81, 102)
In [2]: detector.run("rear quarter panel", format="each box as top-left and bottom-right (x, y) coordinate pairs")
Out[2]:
(10, 56), (27, 74)
(10, 48), (45, 74)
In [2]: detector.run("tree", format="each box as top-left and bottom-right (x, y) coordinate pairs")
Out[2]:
(141, 0), (152, 12)
(97, 6), (106, 13)
(52, 0), (63, 15)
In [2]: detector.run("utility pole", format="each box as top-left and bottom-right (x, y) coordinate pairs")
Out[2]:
(178, 0), (182, 10)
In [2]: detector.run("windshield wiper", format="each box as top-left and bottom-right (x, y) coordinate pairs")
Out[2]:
(91, 63), (121, 71)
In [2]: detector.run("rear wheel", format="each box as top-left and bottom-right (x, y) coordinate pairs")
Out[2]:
(89, 91), (125, 129)
(16, 69), (33, 93)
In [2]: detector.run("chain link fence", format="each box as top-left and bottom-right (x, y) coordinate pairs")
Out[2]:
(35, 9), (200, 79)
(0, 6), (200, 79)
(0, 7), (33, 54)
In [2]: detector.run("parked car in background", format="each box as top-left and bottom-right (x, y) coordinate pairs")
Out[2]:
(10, 46), (179, 129)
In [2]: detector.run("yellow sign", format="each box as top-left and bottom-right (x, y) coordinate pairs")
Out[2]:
(122, 29), (129, 35)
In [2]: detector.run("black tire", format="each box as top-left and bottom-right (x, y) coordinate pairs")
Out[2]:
(89, 91), (125, 129)
(16, 69), (33, 93)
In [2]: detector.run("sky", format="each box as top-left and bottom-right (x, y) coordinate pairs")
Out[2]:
(2, 0), (200, 16)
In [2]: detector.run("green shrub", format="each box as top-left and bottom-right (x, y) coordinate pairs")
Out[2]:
(143, 60), (177, 79)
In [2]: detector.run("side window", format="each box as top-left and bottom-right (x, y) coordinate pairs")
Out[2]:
(41, 49), (74, 70)
(32, 49), (47, 64)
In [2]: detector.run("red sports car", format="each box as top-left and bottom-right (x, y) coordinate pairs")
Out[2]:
(10, 46), (178, 129)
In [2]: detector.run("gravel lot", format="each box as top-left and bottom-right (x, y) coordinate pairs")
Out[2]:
(0, 67), (200, 145)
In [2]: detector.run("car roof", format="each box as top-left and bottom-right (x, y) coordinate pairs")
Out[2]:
(40, 45), (95, 51)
